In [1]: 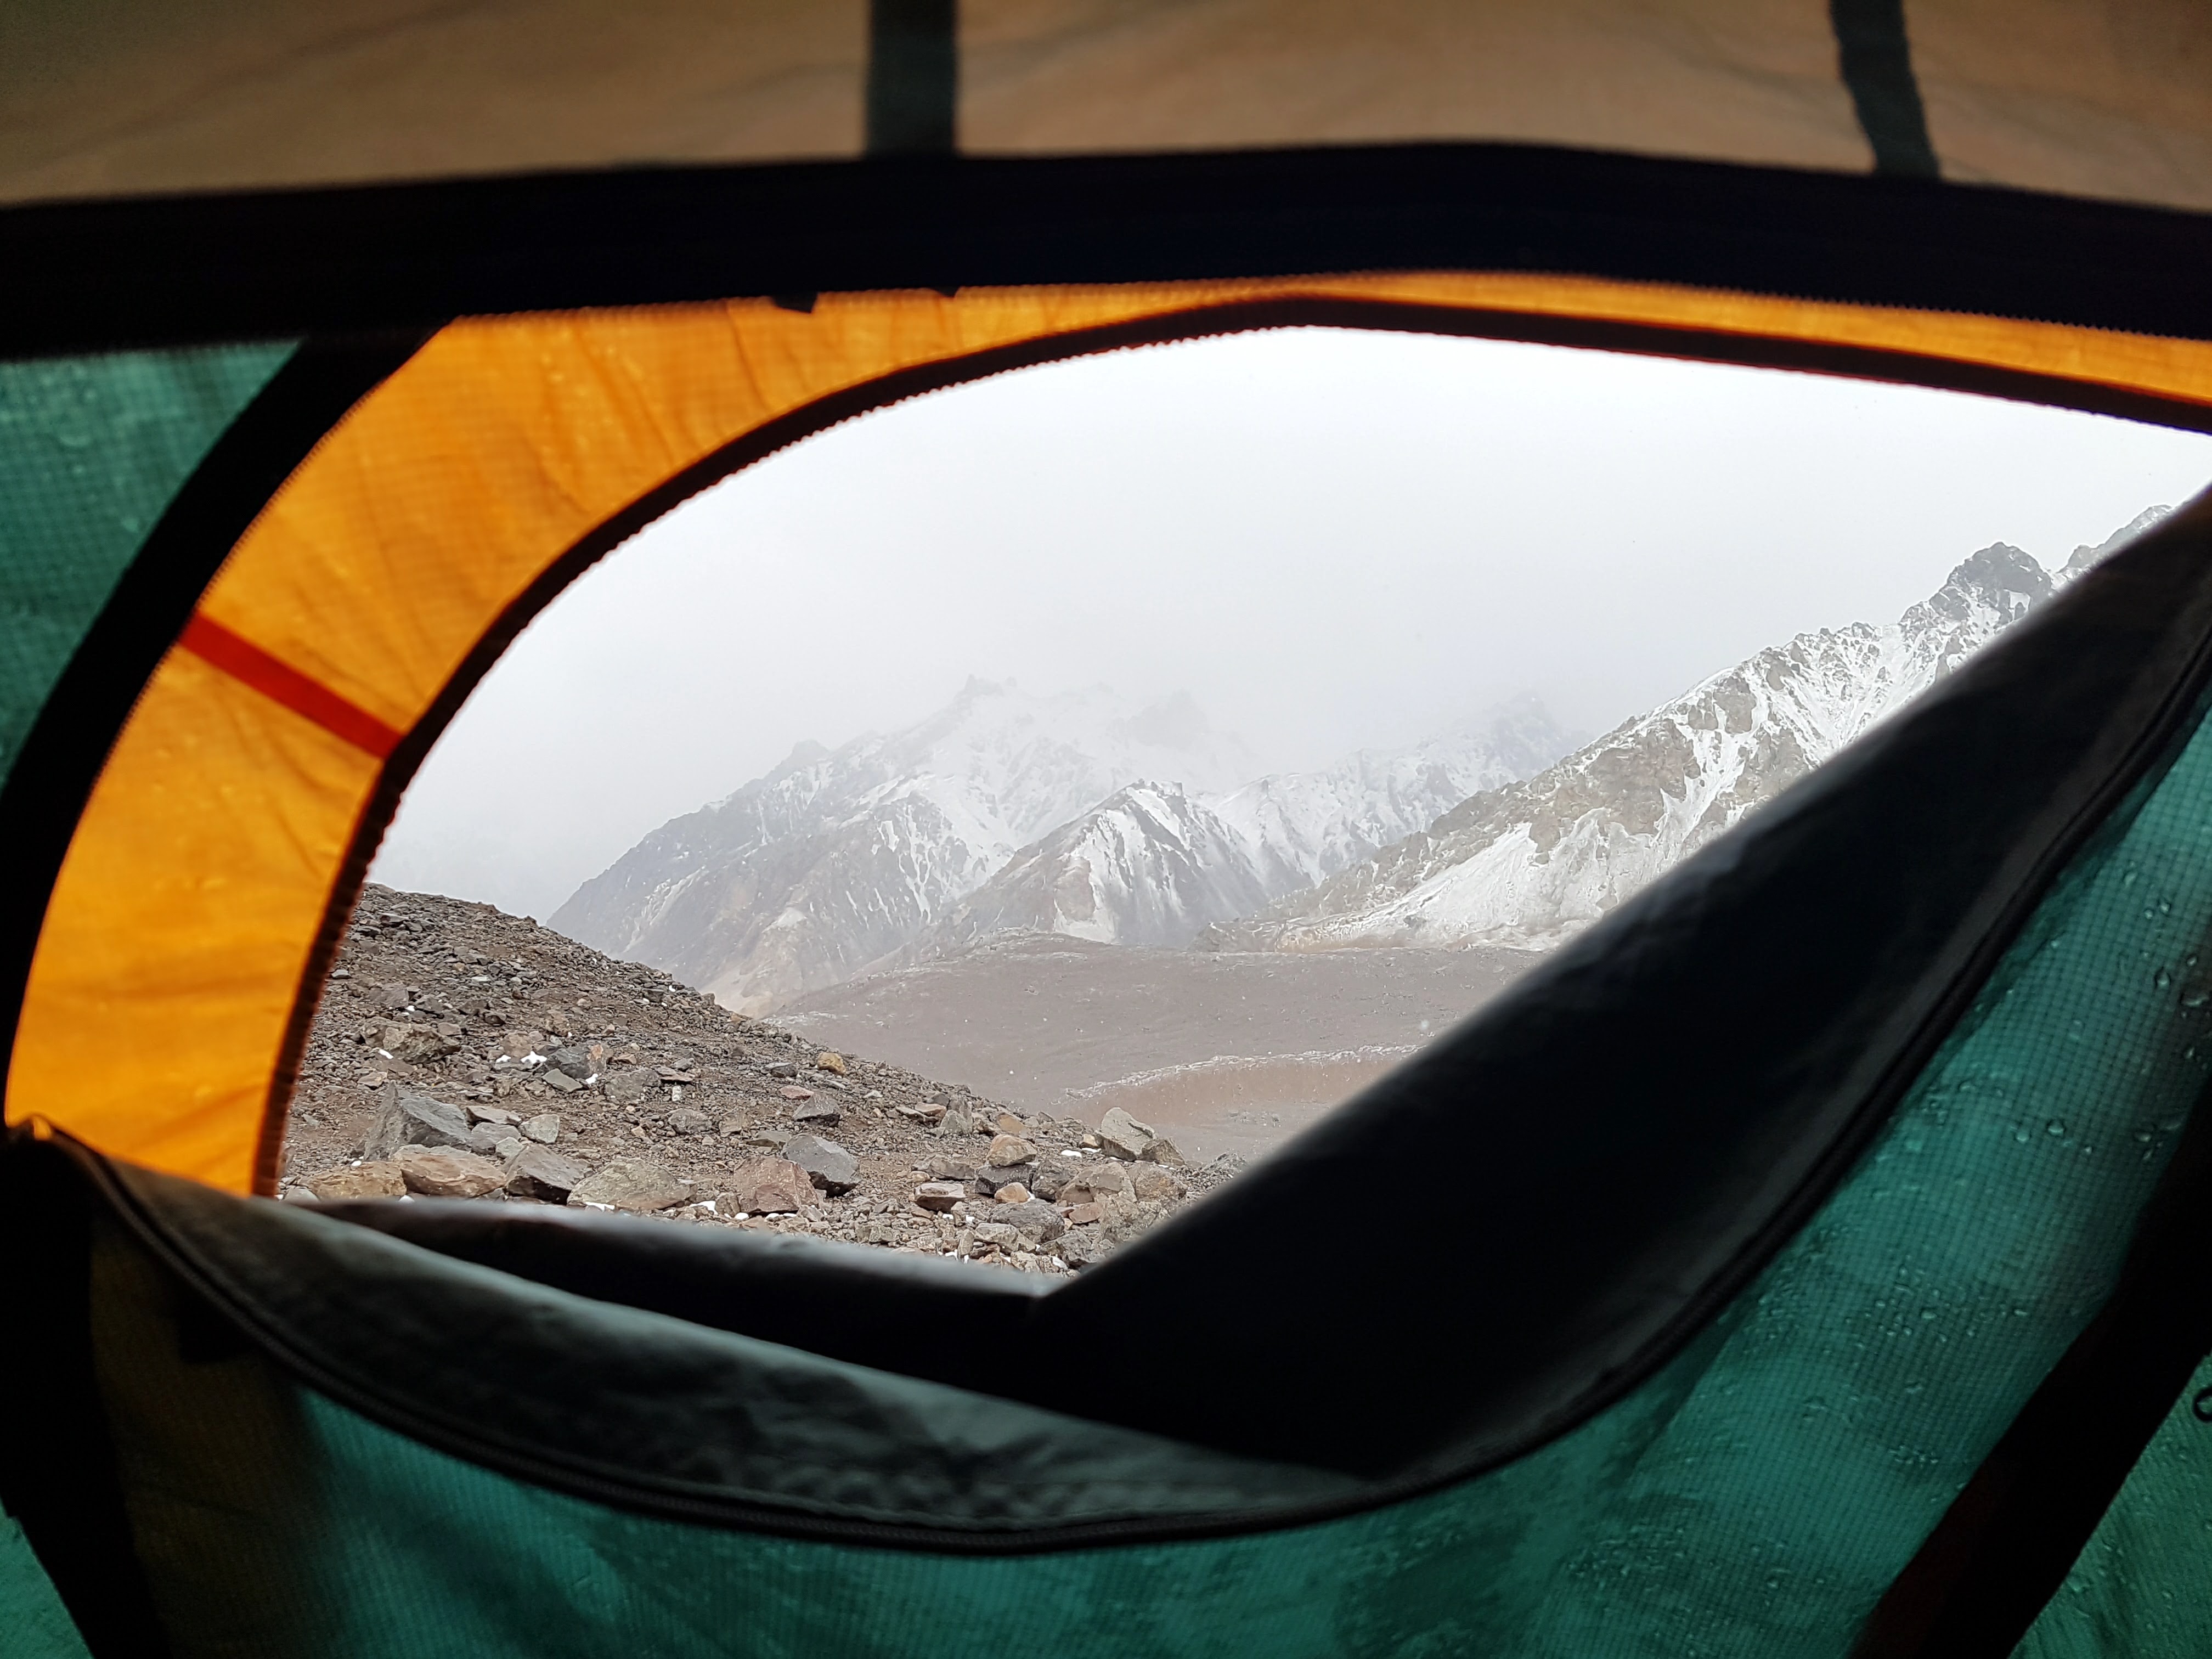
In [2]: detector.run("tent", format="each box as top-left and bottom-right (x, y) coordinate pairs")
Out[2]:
(7, 4), (2212, 1654)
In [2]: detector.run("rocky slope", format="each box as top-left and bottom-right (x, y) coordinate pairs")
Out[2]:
(1208, 511), (2168, 954)
(554, 678), (1573, 1008)
(280, 884), (1232, 1274)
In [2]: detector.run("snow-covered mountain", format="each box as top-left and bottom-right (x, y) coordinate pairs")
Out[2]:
(911, 696), (1578, 955)
(552, 681), (1575, 1011)
(550, 679), (1260, 1012)
(1207, 511), (2168, 956)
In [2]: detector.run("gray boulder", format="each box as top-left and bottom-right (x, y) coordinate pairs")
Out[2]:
(568, 1156), (688, 1213)
(506, 1147), (589, 1203)
(780, 1132), (858, 1195)
(362, 1086), (472, 1160)
(992, 1199), (1065, 1242)
(1097, 1107), (1155, 1161)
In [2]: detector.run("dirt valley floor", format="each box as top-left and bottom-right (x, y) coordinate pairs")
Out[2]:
(776, 932), (1541, 1160)
(284, 887), (1251, 1273)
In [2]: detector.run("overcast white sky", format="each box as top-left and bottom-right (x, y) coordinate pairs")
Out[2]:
(371, 327), (2212, 919)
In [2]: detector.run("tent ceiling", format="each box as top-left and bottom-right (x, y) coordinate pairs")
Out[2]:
(3, 2), (2210, 212)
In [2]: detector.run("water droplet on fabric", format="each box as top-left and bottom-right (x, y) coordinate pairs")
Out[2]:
(2047, 1120), (2068, 1137)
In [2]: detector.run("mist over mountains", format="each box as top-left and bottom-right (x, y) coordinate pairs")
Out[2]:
(553, 509), (2168, 1014)
(552, 685), (1577, 1011)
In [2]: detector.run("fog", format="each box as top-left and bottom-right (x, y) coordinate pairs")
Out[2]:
(371, 327), (2212, 919)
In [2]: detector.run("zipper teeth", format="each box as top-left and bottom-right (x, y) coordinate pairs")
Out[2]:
(75, 546), (2212, 1557)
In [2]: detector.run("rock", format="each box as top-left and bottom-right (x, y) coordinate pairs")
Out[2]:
(987, 1132), (1038, 1167)
(505, 1147), (589, 1203)
(657, 1065), (698, 1085)
(465, 1103), (517, 1127)
(1130, 1163), (1187, 1202)
(728, 1159), (814, 1215)
(913, 1181), (967, 1212)
(792, 1097), (841, 1129)
(716, 1115), (748, 1135)
(519, 1112), (560, 1144)
(539, 1068), (581, 1094)
(493, 1134), (526, 1159)
(926, 1155), (977, 1182)
(362, 1086), (473, 1159)
(1061, 1161), (1132, 1205)
(978, 1165), (1033, 1194)
(1025, 1163), (1068, 1201)
(278, 1188), (320, 1204)
(1097, 1107), (1155, 1161)
(1138, 1138), (1187, 1167)
(780, 1132), (858, 1195)
(968, 1222), (1018, 1255)
(376, 981), (412, 1011)
(994, 1110), (1029, 1136)
(380, 1021), (458, 1064)
(308, 1162), (405, 1200)
(498, 1030), (544, 1061)
(549, 1046), (591, 1080)
(994, 1182), (1033, 1205)
(667, 1106), (710, 1135)
(898, 1101), (947, 1126)
(815, 1051), (847, 1075)
(466, 1122), (516, 1156)
(568, 1156), (689, 1213)
(764, 1060), (798, 1079)
(397, 1147), (506, 1198)
(993, 1199), (1065, 1241)
(605, 1070), (647, 1107)
(1062, 1201), (1104, 1227)
(938, 1107), (973, 1137)
(1056, 1229), (1105, 1268)
(739, 1127), (786, 1150)
(779, 1085), (815, 1102)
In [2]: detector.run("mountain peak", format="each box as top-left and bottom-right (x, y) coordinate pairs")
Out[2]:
(2065, 505), (2171, 582)
(1114, 690), (1212, 751)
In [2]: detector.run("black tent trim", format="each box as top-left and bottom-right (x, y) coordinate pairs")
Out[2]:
(16, 498), (2212, 1558)
(7, 143), (2212, 359)
(0, 331), (433, 1134)
(1829, 0), (1940, 179)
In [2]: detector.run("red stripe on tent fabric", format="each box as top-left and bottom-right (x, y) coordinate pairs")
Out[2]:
(177, 613), (402, 760)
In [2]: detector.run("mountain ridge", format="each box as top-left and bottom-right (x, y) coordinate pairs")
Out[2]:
(1201, 514), (2165, 955)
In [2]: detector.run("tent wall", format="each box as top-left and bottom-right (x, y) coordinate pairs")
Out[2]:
(0, 346), (294, 786)
(11, 276), (2212, 1194)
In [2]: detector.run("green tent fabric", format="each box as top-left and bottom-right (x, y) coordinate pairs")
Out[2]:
(0, 345), (293, 789)
(10, 499), (2212, 1655)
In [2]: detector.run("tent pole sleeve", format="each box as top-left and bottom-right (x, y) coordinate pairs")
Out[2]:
(1830, 0), (1940, 178)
